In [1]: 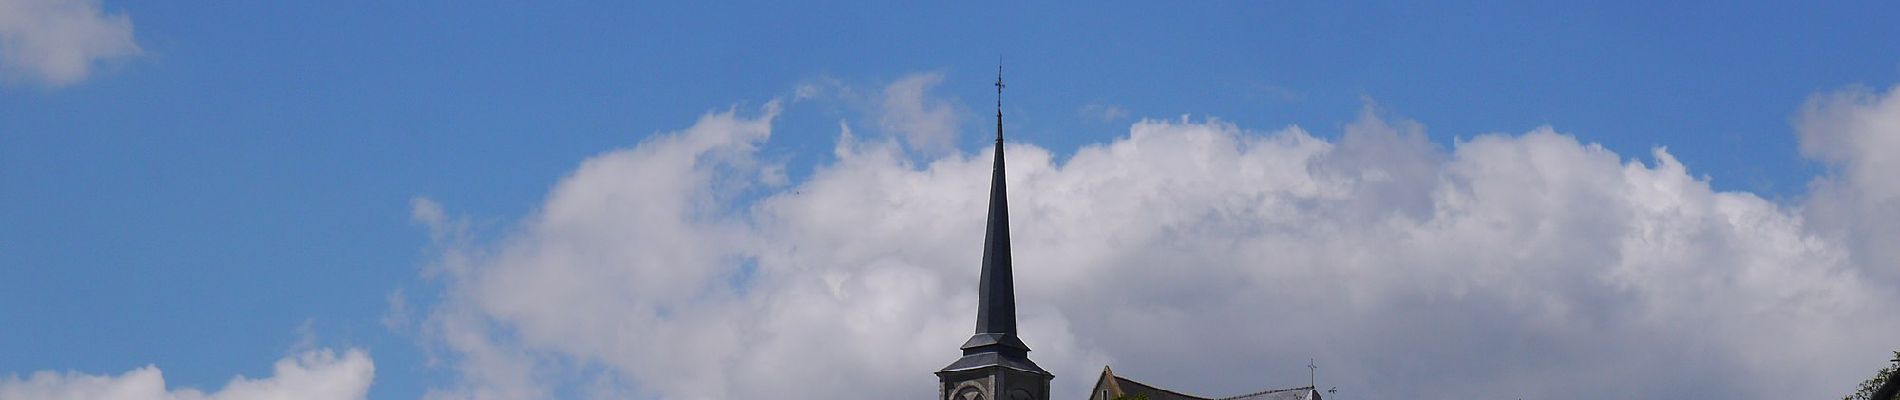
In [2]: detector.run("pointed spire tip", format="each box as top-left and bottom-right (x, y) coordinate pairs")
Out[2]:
(994, 61), (1005, 144)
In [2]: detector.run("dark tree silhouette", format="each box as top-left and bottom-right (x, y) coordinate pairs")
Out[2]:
(1846, 350), (1900, 400)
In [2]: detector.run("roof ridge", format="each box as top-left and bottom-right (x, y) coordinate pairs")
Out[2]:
(1213, 386), (1314, 400)
(1113, 375), (1315, 400)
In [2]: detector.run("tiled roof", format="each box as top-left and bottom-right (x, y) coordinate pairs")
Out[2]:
(1092, 366), (1319, 400)
(1114, 376), (1317, 400)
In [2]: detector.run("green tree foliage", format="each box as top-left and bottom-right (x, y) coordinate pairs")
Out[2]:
(1109, 394), (1150, 400)
(1846, 350), (1900, 400)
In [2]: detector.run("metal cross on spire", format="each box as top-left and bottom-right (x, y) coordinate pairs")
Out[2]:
(995, 61), (1005, 113)
(994, 61), (1005, 144)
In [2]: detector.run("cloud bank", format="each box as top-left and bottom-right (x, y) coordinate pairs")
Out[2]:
(0, 0), (140, 87)
(412, 80), (1900, 399)
(0, 349), (374, 400)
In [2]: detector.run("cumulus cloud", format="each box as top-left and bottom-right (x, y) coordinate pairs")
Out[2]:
(1798, 84), (1900, 285)
(0, 0), (140, 86)
(0, 349), (374, 400)
(414, 81), (1900, 399)
(878, 72), (962, 153)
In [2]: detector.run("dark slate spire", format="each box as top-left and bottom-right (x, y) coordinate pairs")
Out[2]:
(976, 63), (1016, 337)
(941, 64), (1047, 375)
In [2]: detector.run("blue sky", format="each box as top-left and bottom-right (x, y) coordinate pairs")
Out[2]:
(4, 1), (1900, 399)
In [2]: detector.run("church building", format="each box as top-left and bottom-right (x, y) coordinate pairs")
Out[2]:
(937, 69), (1322, 400)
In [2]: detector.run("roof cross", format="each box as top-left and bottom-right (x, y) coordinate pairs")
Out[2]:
(995, 62), (1005, 109)
(1308, 359), (1317, 389)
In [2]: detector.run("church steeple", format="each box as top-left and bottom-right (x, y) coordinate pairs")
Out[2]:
(975, 63), (1017, 338)
(939, 64), (1052, 400)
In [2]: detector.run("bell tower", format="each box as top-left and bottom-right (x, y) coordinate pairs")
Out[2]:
(936, 64), (1053, 400)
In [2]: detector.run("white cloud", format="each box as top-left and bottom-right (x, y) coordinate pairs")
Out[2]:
(1798, 84), (1900, 284)
(0, 349), (375, 400)
(879, 72), (962, 154)
(0, 0), (141, 87)
(414, 82), (1900, 399)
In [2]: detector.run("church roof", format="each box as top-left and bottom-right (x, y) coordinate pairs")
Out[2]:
(1091, 366), (1321, 400)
